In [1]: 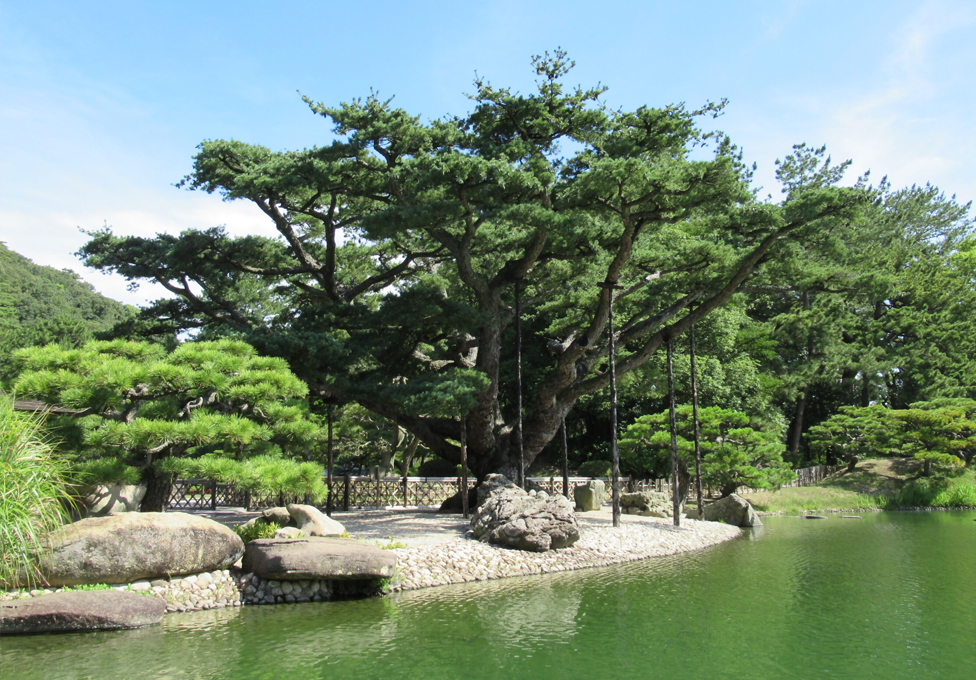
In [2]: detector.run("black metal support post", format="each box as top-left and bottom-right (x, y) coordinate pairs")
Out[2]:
(461, 415), (469, 519)
(326, 402), (334, 516)
(690, 324), (704, 521)
(666, 334), (681, 527)
(599, 281), (625, 528)
(561, 416), (570, 498)
(515, 278), (525, 489)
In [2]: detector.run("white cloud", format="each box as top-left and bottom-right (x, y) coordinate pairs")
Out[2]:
(734, 1), (976, 202)
(0, 194), (281, 307)
(817, 1), (976, 196)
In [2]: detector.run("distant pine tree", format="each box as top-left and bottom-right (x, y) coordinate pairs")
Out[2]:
(0, 242), (134, 385)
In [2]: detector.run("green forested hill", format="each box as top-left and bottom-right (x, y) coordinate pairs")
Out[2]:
(0, 242), (134, 384)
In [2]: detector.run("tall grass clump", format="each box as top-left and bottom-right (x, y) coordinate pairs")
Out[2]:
(882, 476), (976, 508)
(0, 398), (74, 587)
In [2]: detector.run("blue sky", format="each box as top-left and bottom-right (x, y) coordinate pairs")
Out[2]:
(1, 0), (973, 305)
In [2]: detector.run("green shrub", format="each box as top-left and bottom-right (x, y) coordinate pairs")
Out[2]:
(578, 460), (612, 477)
(417, 458), (459, 477)
(233, 520), (281, 543)
(0, 398), (74, 587)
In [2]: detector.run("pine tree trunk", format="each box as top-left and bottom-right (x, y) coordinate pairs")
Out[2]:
(140, 467), (174, 513)
(719, 482), (738, 498)
(789, 384), (811, 460)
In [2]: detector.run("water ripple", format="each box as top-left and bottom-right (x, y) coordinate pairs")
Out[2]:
(2, 511), (973, 680)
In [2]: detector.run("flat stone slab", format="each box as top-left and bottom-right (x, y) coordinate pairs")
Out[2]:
(804, 515), (829, 519)
(0, 590), (165, 635)
(242, 537), (397, 581)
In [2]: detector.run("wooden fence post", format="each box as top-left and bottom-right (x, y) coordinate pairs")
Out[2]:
(343, 474), (351, 511)
(210, 480), (217, 511)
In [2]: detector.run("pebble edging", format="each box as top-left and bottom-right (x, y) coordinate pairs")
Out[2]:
(0, 571), (368, 612)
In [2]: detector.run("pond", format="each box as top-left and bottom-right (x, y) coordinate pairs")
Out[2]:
(2, 511), (973, 680)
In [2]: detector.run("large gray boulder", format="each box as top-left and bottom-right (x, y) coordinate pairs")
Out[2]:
(261, 507), (294, 526)
(80, 483), (146, 517)
(472, 478), (580, 552)
(621, 491), (673, 518)
(0, 590), (165, 635)
(476, 473), (521, 507)
(574, 479), (605, 511)
(242, 537), (397, 581)
(287, 504), (346, 537)
(703, 494), (763, 527)
(29, 512), (245, 587)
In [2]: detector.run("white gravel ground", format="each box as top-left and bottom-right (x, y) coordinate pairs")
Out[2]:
(187, 505), (743, 593)
(387, 509), (742, 591)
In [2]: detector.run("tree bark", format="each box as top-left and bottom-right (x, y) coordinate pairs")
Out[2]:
(719, 482), (739, 498)
(789, 384), (811, 460)
(140, 467), (174, 513)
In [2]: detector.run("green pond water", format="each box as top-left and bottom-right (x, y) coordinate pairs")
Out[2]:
(2, 512), (974, 680)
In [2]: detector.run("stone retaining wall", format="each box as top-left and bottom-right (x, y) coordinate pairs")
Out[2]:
(0, 570), (374, 613)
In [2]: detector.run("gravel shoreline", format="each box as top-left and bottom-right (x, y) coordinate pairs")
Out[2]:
(2, 512), (742, 611)
(392, 517), (742, 591)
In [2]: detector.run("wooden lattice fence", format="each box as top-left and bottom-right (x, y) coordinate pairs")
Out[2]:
(166, 466), (833, 512)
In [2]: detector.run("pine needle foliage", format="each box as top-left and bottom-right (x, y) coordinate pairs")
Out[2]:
(620, 405), (794, 497)
(11, 339), (326, 511)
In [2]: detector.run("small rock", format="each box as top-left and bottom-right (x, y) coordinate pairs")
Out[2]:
(574, 480), (605, 512)
(274, 527), (305, 539)
(287, 504), (346, 537)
